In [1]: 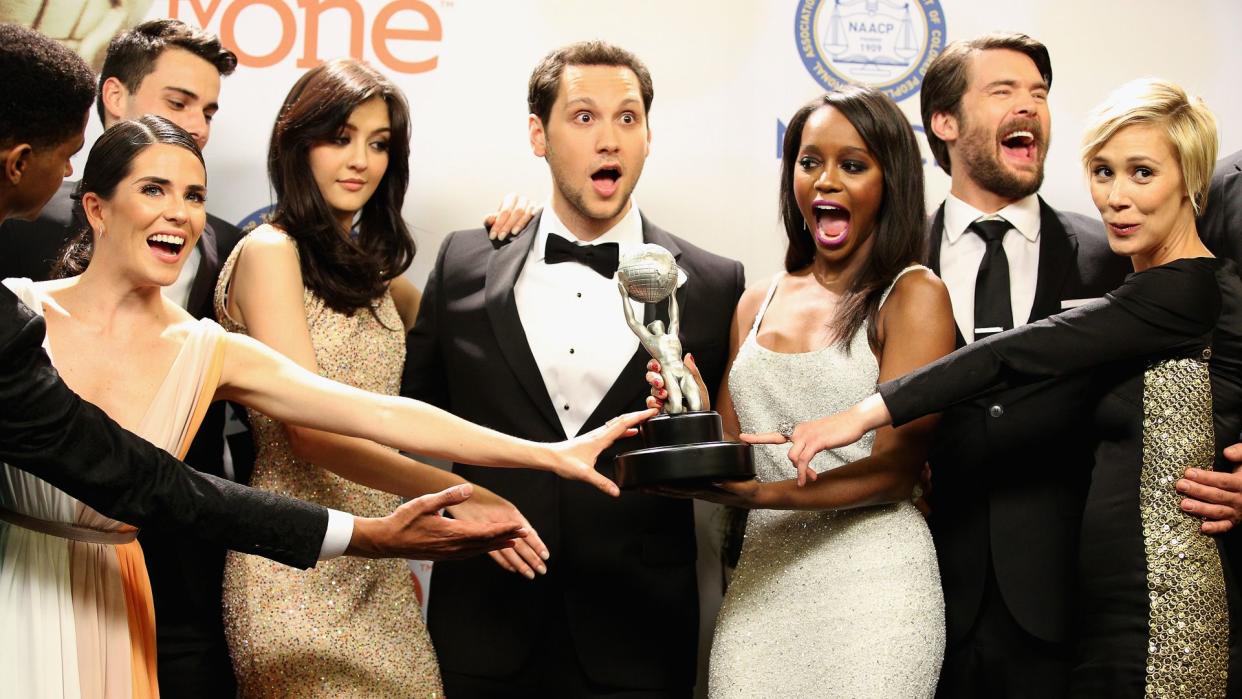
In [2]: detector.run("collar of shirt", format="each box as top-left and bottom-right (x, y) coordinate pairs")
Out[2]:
(529, 200), (644, 266)
(943, 191), (1042, 246)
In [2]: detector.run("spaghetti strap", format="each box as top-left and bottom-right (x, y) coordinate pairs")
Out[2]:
(747, 273), (785, 341)
(879, 264), (929, 310)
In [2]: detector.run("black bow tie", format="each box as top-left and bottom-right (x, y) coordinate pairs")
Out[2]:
(544, 234), (619, 278)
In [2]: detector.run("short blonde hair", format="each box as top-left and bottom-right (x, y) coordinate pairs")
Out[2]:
(1081, 78), (1218, 215)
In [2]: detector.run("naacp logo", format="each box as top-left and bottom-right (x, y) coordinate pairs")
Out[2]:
(795, 0), (946, 103)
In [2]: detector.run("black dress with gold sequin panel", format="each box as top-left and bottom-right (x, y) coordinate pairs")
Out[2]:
(878, 257), (1242, 699)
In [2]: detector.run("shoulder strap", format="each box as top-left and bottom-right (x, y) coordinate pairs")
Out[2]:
(879, 264), (929, 309)
(747, 273), (784, 340)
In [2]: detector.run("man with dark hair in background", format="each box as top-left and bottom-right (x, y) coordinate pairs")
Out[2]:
(919, 33), (1242, 698)
(404, 41), (744, 698)
(0, 19), (249, 696)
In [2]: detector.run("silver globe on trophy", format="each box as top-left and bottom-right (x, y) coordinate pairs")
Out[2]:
(613, 244), (754, 489)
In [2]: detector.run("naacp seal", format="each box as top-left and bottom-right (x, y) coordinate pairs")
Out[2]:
(794, 0), (946, 103)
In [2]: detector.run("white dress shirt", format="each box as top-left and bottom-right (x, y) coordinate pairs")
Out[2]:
(320, 509), (353, 558)
(163, 245), (200, 310)
(514, 204), (645, 438)
(939, 192), (1042, 343)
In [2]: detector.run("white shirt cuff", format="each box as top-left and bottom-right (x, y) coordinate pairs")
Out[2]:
(318, 509), (355, 560)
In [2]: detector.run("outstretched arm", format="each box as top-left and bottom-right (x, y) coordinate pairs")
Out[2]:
(0, 292), (523, 566)
(748, 259), (1223, 483)
(222, 229), (646, 497)
(688, 270), (955, 507)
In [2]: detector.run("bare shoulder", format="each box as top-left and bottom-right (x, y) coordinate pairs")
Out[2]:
(240, 224), (297, 256)
(235, 224), (301, 280)
(880, 267), (951, 326)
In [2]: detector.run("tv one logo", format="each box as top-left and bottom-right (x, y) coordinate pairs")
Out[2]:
(168, 0), (443, 73)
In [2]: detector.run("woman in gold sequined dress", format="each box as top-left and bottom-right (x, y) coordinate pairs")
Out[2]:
(214, 58), (592, 697)
(753, 80), (1242, 699)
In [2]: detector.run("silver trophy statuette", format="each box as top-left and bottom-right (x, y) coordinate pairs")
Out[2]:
(611, 244), (753, 489)
(617, 244), (702, 415)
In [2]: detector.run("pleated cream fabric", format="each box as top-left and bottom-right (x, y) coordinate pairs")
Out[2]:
(0, 277), (224, 698)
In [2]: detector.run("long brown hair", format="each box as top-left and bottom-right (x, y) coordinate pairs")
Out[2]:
(779, 86), (926, 350)
(267, 58), (414, 316)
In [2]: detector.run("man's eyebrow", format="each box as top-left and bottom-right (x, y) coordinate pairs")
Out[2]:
(164, 86), (200, 101)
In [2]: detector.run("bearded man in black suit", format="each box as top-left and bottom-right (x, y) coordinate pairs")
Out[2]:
(919, 34), (1242, 699)
(403, 41), (744, 698)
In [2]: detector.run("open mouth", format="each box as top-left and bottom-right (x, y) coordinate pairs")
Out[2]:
(999, 129), (1038, 164)
(812, 201), (851, 248)
(147, 232), (186, 262)
(590, 165), (622, 198)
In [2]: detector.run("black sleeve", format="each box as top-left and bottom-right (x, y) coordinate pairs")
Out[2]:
(0, 292), (328, 569)
(401, 232), (451, 407)
(1198, 163), (1242, 268)
(880, 258), (1221, 426)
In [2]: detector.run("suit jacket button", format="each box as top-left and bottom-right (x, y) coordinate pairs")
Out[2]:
(988, 404), (1004, 418)
(1202, 348), (1213, 360)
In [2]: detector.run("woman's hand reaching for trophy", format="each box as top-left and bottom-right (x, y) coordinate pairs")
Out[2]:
(741, 393), (893, 486)
(546, 408), (659, 497)
(644, 356), (710, 412)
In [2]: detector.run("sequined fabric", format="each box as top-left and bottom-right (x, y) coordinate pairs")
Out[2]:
(710, 271), (944, 698)
(1140, 356), (1228, 699)
(214, 233), (443, 698)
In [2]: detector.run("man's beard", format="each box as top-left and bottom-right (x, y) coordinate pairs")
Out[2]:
(956, 116), (1046, 201)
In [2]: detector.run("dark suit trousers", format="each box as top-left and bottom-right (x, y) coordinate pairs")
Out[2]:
(440, 575), (691, 699)
(937, 557), (1074, 699)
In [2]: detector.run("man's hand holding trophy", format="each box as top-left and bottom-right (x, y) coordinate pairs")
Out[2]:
(613, 244), (754, 489)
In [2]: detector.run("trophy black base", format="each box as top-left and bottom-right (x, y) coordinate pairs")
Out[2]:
(614, 412), (754, 489)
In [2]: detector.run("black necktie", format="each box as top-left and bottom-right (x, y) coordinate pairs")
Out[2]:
(969, 219), (1013, 340)
(544, 234), (620, 279)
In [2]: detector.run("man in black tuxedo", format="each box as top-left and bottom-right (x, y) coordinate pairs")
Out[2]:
(919, 35), (1242, 698)
(0, 20), (249, 696)
(404, 41), (744, 698)
(0, 15), (520, 634)
(1200, 150), (1242, 265)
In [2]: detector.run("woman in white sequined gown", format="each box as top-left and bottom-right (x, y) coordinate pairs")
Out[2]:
(650, 87), (953, 697)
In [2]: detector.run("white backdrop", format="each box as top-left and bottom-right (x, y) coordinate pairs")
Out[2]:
(51, 0), (1242, 688)
(72, 0), (1240, 288)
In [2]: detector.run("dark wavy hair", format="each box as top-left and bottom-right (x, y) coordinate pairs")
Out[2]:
(267, 58), (414, 316)
(54, 116), (205, 277)
(779, 85), (926, 350)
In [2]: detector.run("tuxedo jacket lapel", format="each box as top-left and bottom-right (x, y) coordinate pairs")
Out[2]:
(184, 223), (220, 320)
(1027, 197), (1076, 323)
(484, 219), (564, 437)
(579, 217), (685, 435)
